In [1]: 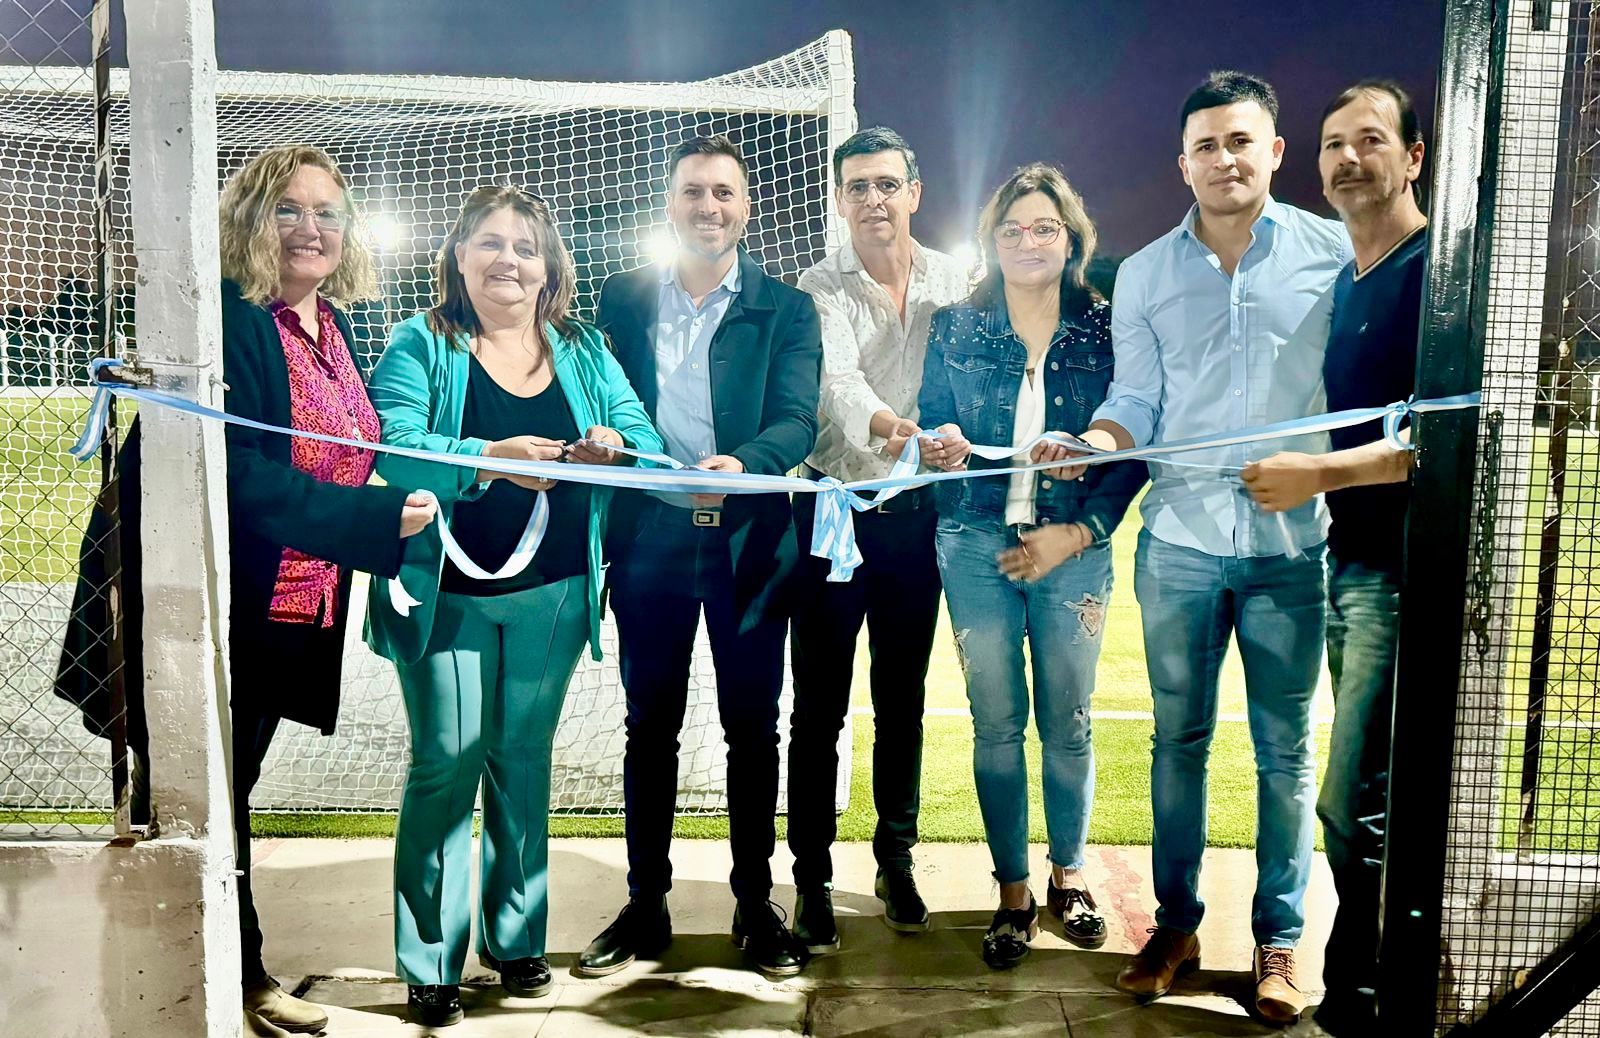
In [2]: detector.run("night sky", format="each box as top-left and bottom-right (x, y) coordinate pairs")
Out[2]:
(70, 0), (1442, 257)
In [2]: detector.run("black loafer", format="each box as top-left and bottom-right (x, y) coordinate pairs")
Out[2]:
(875, 866), (931, 932)
(793, 886), (840, 955)
(577, 896), (672, 977)
(732, 900), (807, 978)
(480, 951), (553, 997)
(1047, 880), (1108, 949)
(407, 984), (464, 1028)
(982, 896), (1039, 969)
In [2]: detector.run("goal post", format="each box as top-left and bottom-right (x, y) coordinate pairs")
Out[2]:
(0, 32), (859, 816)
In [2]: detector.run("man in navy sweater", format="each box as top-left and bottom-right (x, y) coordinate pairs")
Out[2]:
(1242, 79), (1429, 1036)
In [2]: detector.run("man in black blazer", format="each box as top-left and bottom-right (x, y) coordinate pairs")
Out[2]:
(577, 133), (822, 979)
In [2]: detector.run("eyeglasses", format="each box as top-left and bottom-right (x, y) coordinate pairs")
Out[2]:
(993, 218), (1064, 249)
(274, 202), (347, 231)
(841, 176), (908, 204)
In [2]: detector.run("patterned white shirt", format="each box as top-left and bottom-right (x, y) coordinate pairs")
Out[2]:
(799, 237), (971, 481)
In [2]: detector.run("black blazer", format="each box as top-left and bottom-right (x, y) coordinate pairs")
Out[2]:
(597, 249), (822, 630)
(55, 280), (412, 737)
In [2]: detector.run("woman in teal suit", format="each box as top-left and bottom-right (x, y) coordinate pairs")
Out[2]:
(366, 186), (661, 1028)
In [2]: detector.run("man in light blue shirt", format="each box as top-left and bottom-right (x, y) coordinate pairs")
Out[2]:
(650, 258), (739, 505)
(1074, 71), (1350, 1023)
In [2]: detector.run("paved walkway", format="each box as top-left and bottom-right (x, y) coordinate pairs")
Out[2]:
(255, 838), (1333, 1036)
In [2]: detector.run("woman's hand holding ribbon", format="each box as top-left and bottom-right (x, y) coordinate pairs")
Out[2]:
(482, 435), (565, 491)
(398, 491), (438, 538)
(925, 424), (972, 471)
(567, 425), (627, 466)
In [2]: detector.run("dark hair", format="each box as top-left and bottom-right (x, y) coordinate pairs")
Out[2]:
(832, 126), (920, 184)
(1321, 78), (1424, 147)
(1180, 70), (1279, 137)
(1321, 79), (1426, 204)
(969, 162), (1100, 316)
(427, 185), (578, 350)
(667, 133), (749, 188)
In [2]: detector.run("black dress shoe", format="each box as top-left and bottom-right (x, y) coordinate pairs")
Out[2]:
(875, 866), (931, 932)
(732, 900), (807, 978)
(793, 886), (839, 955)
(1046, 880), (1108, 949)
(480, 951), (554, 997)
(982, 896), (1039, 970)
(576, 896), (672, 977)
(407, 984), (464, 1028)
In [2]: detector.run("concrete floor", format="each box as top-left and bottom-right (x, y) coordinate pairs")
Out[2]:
(254, 838), (1334, 1037)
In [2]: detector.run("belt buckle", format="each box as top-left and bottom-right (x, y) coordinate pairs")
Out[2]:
(692, 509), (722, 528)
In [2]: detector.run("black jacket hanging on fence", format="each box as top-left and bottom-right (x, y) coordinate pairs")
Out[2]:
(55, 280), (412, 737)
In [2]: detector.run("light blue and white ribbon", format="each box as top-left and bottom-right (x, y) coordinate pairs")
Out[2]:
(386, 488), (549, 616)
(68, 359), (1480, 589)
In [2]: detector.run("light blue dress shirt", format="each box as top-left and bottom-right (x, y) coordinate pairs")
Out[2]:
(1094, 196), (1351, 558)
(651, 258), (741, 508)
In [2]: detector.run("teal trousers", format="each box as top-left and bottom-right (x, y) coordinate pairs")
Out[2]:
(392, 574), (588, 985)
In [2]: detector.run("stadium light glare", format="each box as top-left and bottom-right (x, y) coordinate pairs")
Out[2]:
(367, 212), (407, 253)
(646, 228), (679, 267)
(949, 241), (983, 282)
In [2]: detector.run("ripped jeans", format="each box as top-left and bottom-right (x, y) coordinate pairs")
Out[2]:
(935, 518), (1113, 882)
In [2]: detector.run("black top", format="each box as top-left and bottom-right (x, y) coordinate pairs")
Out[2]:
(1322, 227), (1428, 574)
(441, 355), (590, 595)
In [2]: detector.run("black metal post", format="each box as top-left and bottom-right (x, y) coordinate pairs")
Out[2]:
(1378, 0), (1505, 1033)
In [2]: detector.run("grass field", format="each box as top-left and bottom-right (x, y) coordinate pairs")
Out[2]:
(3, 393), (1594, 855)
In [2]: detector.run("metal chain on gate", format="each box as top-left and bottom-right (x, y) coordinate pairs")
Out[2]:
(1468, 409), (1503, 657)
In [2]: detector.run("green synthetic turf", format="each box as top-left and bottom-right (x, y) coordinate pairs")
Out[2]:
(5, 393), (1594, 855)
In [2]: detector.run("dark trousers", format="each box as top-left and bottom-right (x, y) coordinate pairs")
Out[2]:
(611, 503), (788, 904)
(786, 488), (940, 888)
(1316, 556), (1401, 1033)
(233, 706), (281, 987)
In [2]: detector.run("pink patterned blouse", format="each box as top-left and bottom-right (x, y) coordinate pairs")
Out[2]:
(267, 299), (382, 627)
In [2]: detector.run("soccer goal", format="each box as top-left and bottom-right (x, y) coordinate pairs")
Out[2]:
(0, 32), (858, 816)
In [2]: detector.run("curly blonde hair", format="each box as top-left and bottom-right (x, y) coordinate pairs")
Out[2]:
(218, 144), (378, 306)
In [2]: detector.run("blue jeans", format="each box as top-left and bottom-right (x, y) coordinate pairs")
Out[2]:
(936, 518), (1113, 883)
(1316, 555), (1400, 1033)
(1133, 529), (1326, 947)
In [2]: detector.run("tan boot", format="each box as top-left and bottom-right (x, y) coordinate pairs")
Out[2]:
(244, 1008), (291, 1038)
(243, 977), (329, 1034)
(1115, 926), (1201, 1001)
(1254, 946), (1307, 1025)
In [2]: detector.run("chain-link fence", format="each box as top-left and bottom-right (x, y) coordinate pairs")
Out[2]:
(0, 0), (132, 838)
(1392, 0), (1600, 1033)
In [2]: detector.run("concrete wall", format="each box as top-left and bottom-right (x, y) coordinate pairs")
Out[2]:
(0, 839), (229, 1036)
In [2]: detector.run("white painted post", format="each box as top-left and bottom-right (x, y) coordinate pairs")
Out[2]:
(124, 0), (240, 1033)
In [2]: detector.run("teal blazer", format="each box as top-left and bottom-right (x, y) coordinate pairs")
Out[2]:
(363, 313), (663, 665)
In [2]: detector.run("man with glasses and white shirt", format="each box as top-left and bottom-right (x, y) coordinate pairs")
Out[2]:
(784, 127), (971, 955)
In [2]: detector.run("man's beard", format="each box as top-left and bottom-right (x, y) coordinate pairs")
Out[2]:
(679, 221), (745, 262)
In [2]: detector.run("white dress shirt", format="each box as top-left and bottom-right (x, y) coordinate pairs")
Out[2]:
(799, 237), (971, 482)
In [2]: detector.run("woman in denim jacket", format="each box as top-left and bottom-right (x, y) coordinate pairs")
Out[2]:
(917, 164), (1146, 969)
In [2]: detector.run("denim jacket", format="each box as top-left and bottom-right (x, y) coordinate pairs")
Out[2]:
(916, 294), (1146, 542)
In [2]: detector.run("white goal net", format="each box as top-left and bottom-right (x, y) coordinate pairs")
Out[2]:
(0, 31), (857, 817)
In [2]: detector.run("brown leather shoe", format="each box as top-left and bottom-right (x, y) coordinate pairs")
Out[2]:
(1254, 946), (1306, 1024)
(1115, 926), (1201, 1001)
